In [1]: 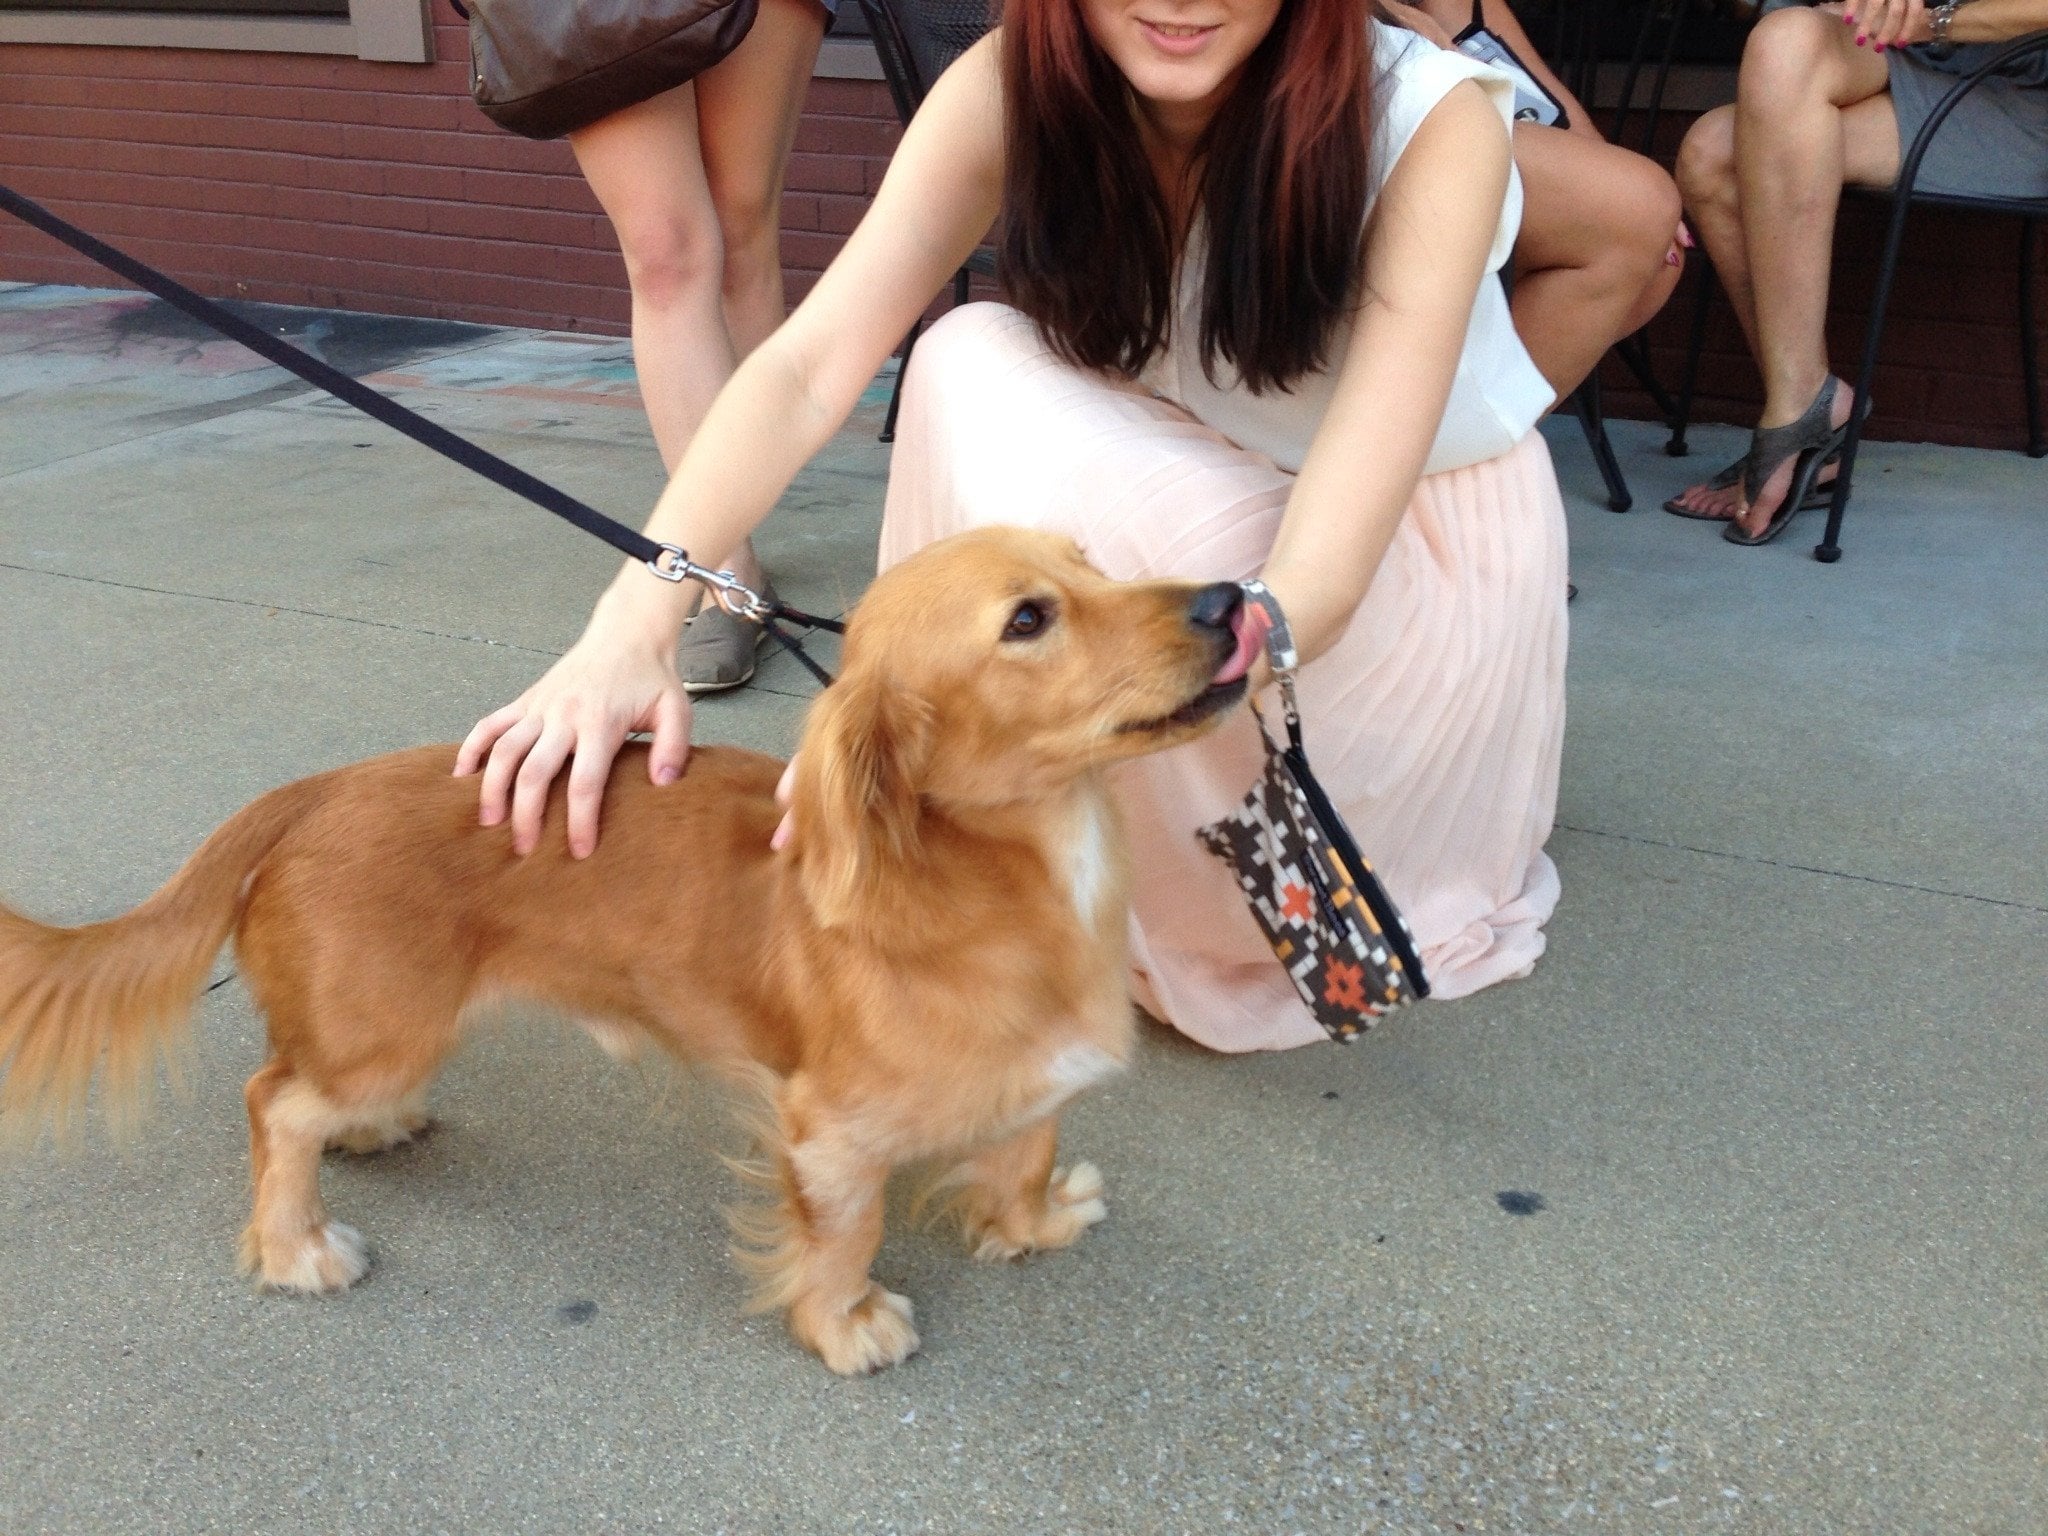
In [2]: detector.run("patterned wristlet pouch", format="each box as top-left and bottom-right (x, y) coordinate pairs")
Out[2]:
(1197, 582), (1429, 1040)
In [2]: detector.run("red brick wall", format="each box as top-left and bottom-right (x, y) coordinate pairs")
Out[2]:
(0, 23), (897, 332)
(2, 36), (2042, 451)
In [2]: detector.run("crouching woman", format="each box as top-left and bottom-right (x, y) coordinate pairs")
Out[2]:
(461, 0), (1571, 1051)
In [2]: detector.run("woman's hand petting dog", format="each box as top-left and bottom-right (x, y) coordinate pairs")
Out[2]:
(454, 578), (696, 860)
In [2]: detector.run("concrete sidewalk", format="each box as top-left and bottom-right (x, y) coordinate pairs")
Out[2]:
(1, 281), (2042, 1534)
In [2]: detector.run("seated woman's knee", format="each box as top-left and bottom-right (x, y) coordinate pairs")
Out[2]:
(1742, 5), (1839, 98)
(1610, 154), (1683, 264)
(1544, 143), (1679, 288)
(1675, 106), (1736, 205)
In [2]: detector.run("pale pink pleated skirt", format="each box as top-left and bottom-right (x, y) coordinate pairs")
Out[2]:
(878, 304), (1568, 1052)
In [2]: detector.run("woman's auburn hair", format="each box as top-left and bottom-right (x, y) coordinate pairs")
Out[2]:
(998, 0), (1376, 395)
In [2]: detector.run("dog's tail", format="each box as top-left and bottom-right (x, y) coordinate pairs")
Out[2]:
(0, 776), (327, 1143)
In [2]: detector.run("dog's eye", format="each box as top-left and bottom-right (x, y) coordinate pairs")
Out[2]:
(1002, 600), (1053, 641)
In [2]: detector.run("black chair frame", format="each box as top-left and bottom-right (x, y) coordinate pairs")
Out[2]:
(1667, 31), (2048, 563)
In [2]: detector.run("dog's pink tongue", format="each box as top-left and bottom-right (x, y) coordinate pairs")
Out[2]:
(1211, 601), (1270, 686)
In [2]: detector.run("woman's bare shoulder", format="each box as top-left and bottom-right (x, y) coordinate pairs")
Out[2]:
(913, 31), (1006, 167)
(925, 30), (1005, 106)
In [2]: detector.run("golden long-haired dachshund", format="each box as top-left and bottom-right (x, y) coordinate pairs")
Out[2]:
(0, 527), (1258, 1374)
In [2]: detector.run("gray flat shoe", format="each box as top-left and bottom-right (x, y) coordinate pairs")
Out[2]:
(679, 579), (776, 695)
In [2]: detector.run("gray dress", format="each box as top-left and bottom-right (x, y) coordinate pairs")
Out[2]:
(1887, 40), (2048, 198)
(1757, 0), (2048, 199)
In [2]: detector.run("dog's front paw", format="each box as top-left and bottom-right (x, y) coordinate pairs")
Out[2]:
(240, 1220), (370, 1294)
(971, 1162), (1108, 1262)
(794, 1284), (920, 1376)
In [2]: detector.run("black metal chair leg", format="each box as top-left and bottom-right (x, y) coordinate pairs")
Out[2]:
(1574, 374), (1633, 512)
(879, 316), (922, 445)
(1819, 184), (1917, 563)
(1609, 0), (1662, 145)
(1666, 261), (1716, 457)
(1616, 333), (1679, 426)
(2021, 217), (2044, 458)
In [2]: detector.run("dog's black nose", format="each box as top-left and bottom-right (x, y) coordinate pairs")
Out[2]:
(1188, 581), (1243, 633)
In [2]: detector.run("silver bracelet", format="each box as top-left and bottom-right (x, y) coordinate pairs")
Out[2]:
(1930, 0), (1974, 56)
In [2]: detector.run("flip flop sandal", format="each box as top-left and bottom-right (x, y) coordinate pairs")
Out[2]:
(679, 577), (778, 694)
(1664, 453), (1838, 520)
(1723, 379), (1850, 548)
(1665, 387), (1867, 521)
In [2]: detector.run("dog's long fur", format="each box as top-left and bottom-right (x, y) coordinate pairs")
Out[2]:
(0, 527), (1245, 1373)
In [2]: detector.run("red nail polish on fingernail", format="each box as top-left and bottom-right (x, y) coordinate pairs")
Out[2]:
(1874, 42), (1885, 52)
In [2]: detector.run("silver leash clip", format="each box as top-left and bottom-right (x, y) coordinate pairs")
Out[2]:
(645, 543), (775, 621)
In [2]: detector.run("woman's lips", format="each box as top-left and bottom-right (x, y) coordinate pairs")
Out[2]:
(1138, 19), (1221, 55)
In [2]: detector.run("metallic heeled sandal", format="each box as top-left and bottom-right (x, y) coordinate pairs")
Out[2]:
(1663, 455), (1837, 521)
(1722, 378), (1850, 547)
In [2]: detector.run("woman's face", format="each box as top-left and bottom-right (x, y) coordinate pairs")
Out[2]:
(1078, 0), (1287, 136)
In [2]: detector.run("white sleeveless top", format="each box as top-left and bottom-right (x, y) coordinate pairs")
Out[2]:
(1136, 21), (1554, 478)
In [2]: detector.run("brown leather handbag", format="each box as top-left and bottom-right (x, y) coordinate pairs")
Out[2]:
(452, 0), (761, 140)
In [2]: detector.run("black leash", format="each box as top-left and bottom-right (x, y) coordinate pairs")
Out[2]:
(0, 182), (843, 687)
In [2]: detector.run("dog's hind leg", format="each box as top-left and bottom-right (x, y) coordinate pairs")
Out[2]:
(953, 1117), (1108, 1263)
(234, 921), (466, 1288)
(239, 1058), (372, 1293)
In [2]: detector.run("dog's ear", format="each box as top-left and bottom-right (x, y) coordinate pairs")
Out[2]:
(790, 674), (934, 928)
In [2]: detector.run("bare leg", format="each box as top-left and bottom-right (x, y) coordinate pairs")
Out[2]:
(1670, 8), (1900, 527)
(951, 1117), (1108, 1262)
(572, 0), (821, 676)
(570, 87), (734, 479)
(696, 0), (828, 362)
(1508, 124), (1684, 401)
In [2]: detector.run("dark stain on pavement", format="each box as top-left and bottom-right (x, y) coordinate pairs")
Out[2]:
(109, 295), (500, 377)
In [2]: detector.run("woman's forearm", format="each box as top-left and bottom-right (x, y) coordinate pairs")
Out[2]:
(586, 41), (1007, 650)
(1946, 0), (2048, 42)
(590, 328), (862, 647)
(1260, 83), (1513, 664)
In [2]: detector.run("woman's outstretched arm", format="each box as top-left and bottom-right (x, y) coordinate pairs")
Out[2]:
(455, 39), (1006, 858)
(1258, 79), (1513, 662)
